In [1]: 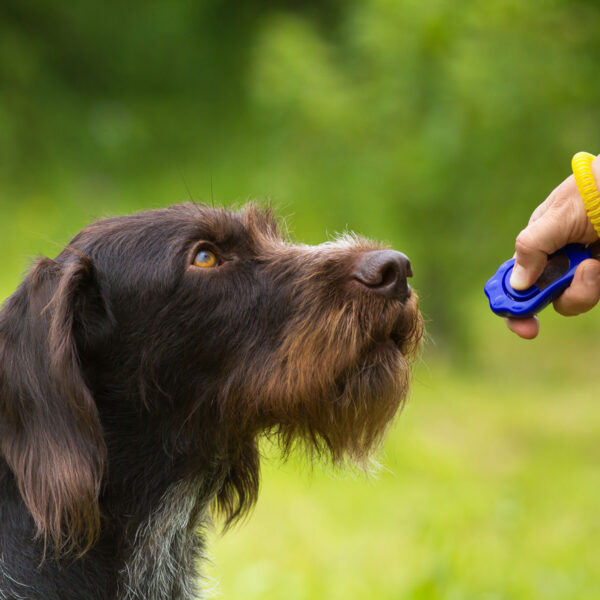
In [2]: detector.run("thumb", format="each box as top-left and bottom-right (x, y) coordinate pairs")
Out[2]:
(509, 213), (571, 290)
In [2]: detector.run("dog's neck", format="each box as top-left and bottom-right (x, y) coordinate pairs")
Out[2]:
(113, 479), (213, 600)
(94, 385), (230, 600)
(72, 338), (259, 599)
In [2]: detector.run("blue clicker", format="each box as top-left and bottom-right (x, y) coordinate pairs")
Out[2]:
(484, 244), (592, 318)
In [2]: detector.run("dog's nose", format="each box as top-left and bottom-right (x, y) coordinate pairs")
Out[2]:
(353, 250), (413, 301)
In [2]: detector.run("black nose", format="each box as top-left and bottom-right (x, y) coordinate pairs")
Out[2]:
(353, 250), (413, 300)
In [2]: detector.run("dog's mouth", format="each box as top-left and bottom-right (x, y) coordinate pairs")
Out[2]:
(389, 329), (404, 350)
(368, 294), (422, 358)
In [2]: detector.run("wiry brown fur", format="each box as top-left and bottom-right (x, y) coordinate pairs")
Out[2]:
(0, 203), (422, 600)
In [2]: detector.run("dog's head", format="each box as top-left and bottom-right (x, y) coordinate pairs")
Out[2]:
(0, 203), (422, 552)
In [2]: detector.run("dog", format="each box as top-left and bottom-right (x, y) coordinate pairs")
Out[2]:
(0, 202), (422, 600)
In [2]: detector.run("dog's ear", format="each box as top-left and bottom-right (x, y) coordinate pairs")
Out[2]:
(0, 254), (111, 555)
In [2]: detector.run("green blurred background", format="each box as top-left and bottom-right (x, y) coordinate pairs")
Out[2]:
(2, 0), (600, 597)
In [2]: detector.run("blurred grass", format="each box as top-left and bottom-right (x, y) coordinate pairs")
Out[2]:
(209, 342), (600, 599)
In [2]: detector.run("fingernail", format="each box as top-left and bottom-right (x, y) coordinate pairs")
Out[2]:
(583, 264), (600, 286)
(510, 264), (529, 290)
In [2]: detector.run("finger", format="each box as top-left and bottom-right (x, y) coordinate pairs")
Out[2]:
(553, 259), (600, 316)
(527, 174), (576, 225)
(505, 316), (540, 339)
(510, 214), (571, 289)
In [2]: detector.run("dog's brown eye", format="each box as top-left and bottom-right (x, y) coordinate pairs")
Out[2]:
(193, 250), (218, 268)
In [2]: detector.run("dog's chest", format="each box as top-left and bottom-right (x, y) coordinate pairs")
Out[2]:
(117, 482), (209, 600)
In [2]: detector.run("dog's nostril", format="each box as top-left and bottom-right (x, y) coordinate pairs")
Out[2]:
(353, 250), (413, 300)
(379, 264), (398, 288)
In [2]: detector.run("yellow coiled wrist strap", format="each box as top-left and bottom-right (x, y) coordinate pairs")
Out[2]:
(572, 151), (600, 237)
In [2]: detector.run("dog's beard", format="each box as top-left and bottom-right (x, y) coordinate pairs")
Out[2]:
(274, 293), (422, 466)
(221, 292), (423, 467)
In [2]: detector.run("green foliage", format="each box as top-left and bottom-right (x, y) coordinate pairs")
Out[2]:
(2, 0), (600, 343)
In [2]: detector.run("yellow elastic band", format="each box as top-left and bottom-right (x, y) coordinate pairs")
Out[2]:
(572, 151), (600, 237)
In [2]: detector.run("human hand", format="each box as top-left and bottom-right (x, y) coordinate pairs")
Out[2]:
(506, 155), (600, 339)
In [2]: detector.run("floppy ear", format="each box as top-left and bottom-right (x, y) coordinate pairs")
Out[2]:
(0, 254), (110, 555)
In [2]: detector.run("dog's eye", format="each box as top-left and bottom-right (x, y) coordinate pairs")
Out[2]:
(193, 250), (218, 268)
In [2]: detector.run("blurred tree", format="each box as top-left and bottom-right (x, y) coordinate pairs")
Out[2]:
(2, 0), (600, 348)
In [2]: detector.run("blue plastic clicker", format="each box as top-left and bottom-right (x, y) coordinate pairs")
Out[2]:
(484, 244), (592, 318)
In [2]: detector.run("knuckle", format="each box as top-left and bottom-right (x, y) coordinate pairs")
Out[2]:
(555, 288), (597, 316)
(514, 229), (537, 256)
(553, 298), (579, 316)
